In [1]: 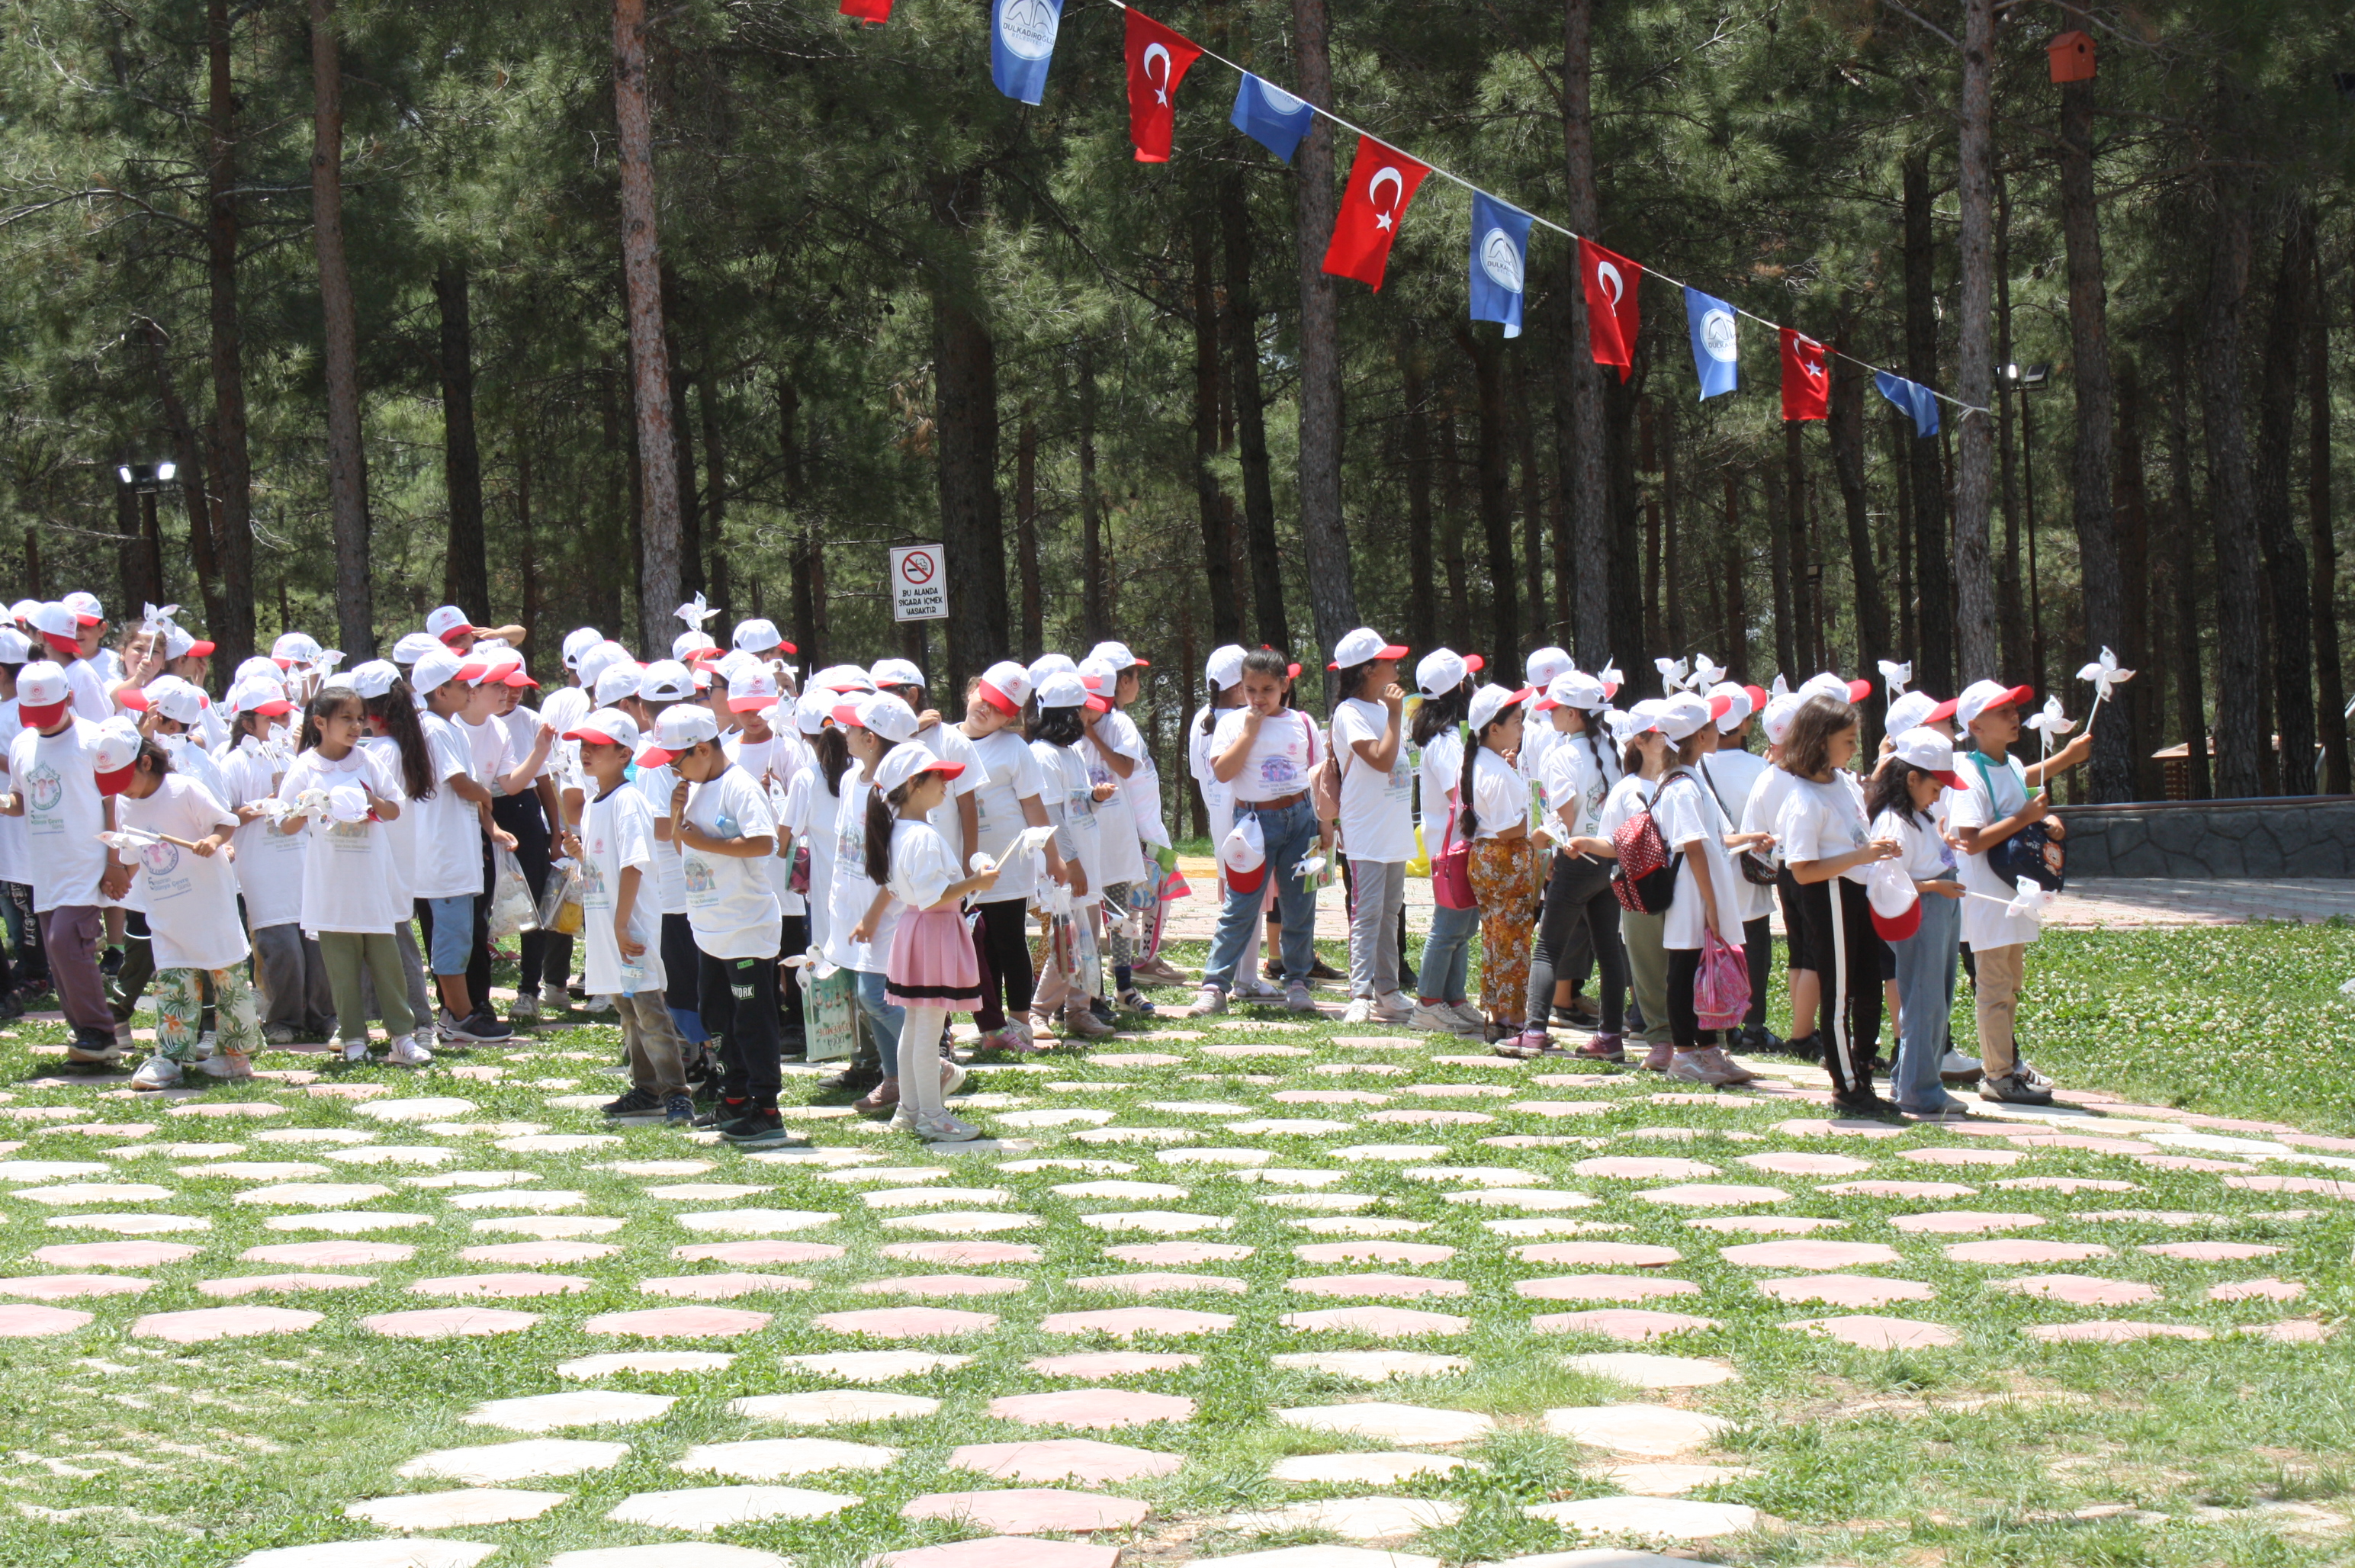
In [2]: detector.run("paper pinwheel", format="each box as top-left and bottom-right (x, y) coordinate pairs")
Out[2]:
(1654, 656), (1690, 693)
(141, 602), (181, 638)
(1597, 661), (1624, 699)
(1878, 659), (1912, 699)
(2075, 646), (2136, 708)
(675, 592), (719, 629)
(1688, 654), (1729, 691)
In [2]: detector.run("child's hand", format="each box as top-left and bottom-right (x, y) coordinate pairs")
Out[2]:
(1381, 683), (1406, 710)
(100, 863), (132, 901)
(1924, 879), (1966, 899)
(1091, 782), (1116, 802)
(617, 927), (645, 959)
(493, 827), (519, 851)
(851, 915), (878, 944)
(972, 866), (1001, 893)
(190, 834), (220, 858)
(670, 779), (690, 816)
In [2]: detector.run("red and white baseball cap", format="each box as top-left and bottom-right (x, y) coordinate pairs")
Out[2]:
(426, 605), (474, 645)
(1800, 671), (1873, 705)
(1708, 682), (1754, 732)
(1218, 814), (1267, 895)
(726, 664), (780, 713)
(1536, 670), (1609, 713)
(62, 591), (104, 628)
(636, 704), (719, 767)
(593, 660), (647, 706)
(1659, 693), (1716, 742)
(17, 660), (69, 727)
(272, 631), (324, 669)
(1415, 648), (1485, 698)
(562, 707), (642, 753)
(869, 657), (927, 691)
(346, 660), (401, 701)
(1866, 858), (1921, 941)
(1889, 725), (1971, 790)
(1328, 627), (1409, 670)
(1086, 640), (1150, 670)
(226, 675), (294, 718)
(1467, 683), (1534, 733)
(410, 647), (465, 698)
(731, 617), (795, 656)
(638, 660), (696, 705)
(874, 744), (965, 795)
(1955, 680), (2035, 727)
(560, 627), (606, 670)
(0, 628), (30, 664)
(161, 622), (214, 660)
(119, 676), (207, 726)
(92, 718), (142, 795)
(976, 660), (1032, 716)
(30, 603), (80, 657)
(1524, 646), (1574, 689)
(834, 691), (920, 744)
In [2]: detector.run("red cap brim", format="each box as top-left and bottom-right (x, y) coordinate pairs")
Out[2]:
(272, 657), (293, 670)
(19, 699), (66, 728)
(1708, 695), (1734, 720)
(1926, 699), (1961, 724)
(117, 689), (152, 712)
(779, 641), (798, 654)
(831, 702), (864, 727)
(727, 692), (775, 712)
(1744, 685), (1769, 712)
(182, 641), (215, 658)
(439, 627), (473, 645)
(42, 635), (78, 657)
(564, 726), (627, 747)
(978, 682), (1020, 716)
(1871, 901), (1923, 942)
(1931, 769), (1970, 791)
(502, 671), (537, 687)
(1464, 654), (1486, 673)
(1846, 679), (1874, 703)
(1224, 862), (1267, 894)
(684, 648), (722, 666)
(636, 745), (682, 768)
(924, 761), (967, 782)
(246, 700), (294, 718)
(1285, 664), (1303, 680)
(95, 763), (135, 796)
(73, 615), (101, 628)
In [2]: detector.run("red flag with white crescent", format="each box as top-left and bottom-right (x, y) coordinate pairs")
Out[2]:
(1320, 133), (1430, 290)
(1780, 327), (1830, 420)
(1124, 8), (1203, 163)
(1580, 238), (1640, 381)
(839, 0), (891, 23)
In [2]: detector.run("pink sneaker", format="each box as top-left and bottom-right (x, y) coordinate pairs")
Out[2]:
(1640, 1040), (1674, 1072)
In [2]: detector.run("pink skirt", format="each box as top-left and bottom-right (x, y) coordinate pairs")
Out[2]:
(885, 905), (984, 1010)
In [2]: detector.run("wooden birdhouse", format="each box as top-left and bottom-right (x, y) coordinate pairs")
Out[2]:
(2048, 31), (2096, 83)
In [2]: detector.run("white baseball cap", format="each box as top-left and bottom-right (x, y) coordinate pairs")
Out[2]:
(1889, 725), (1971, 789)
(1659, 693), (1715, 742)
(160, 622), (214, 660)
(272, 631), (325, 667)
(226, 675), (294, 718)
(92, 716), (143, 794)
(727, 663), (780, 714)
(0, 627), (31, 664)
(1761, 693), (1804, 746)
(731, 618), (792, 655)
(1035, 670), (1090, 712)
(812, 664), (875, 694)
(8, 599), (39, 626)
(390, 632), (441, 667)
(1026, 654), (1077, 691)
(792, 690), (833, 736)
(1524, 646), (1573, 689)
(1328, 627), (1409, 670)
(30, 602), (80, 652)
(1535, 670), (1608, 713)
(1415, 647), (1485, 699)
(638, 660), (696, 705)
(1800, 671), (1873, 705)
(870, 657), (927, 690)
(1955, 680), (2037, 727)
(563, 707), (642, 753)
(637, 704), (721, 767)
(874, 743), (966, 795)
(671, 630), (718, 662)
(16, 660), (69, 726)
(593, 660), (647, 705)
(426, 606), (474, 644)
(1708, 681), (1755, 732)
(1614, 699), (1669, 743)
(834, 691), (919, 744)
(346, 660), (402, 700)
(1204, 644), (1248, 692)
(410, 647), (465, 697)
(1883, 690), (1938, 737)
(1218, 813), (1267, 893)
(1466, 683), (1532, 733)
(560, 627), (606, 670)
(62, 591), (105, 626)
(977, 660), (1033, 715)
(120, 676), (207, 727)
(578, 641), (633, 686)
(1086, 640), (1150, 671)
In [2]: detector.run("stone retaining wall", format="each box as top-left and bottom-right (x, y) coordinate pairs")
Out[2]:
(2051, 797), (2355, 879)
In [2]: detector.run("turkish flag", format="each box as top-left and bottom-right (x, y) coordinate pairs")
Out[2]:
(1321, 134), (1430, 289)
(839, 0), (890, 21)
(1581, 238), (1640, 381)
(1780, 327), (1830, 420)
(1125, 9), (1203, 162)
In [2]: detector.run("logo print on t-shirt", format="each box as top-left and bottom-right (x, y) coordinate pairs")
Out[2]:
(24, 764), (61, 814)
(683, 857), (717, 895)
(1259, 756), (1300, 787)
(140, 841), (181, 877)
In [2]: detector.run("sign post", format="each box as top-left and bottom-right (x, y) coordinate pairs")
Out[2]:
(889, 545), (949, 622)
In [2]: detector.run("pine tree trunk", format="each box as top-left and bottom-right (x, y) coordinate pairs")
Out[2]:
(929, 285), (1008, 699)
(310, 0), (374, 654)
(1640, 398), (1663, 656)
(1893, 417), (1916, 657)
(204, 0), (254, 672)
(1832, 341), (1891, 742)
(1950, 0), (1999, 681)
(1400, 339), (1437, 650)
(1662, 403), (1684, 654)
(1994, 178), (2029, 676)
(1457, 326), (1521, 680)
(2114, 355), (2158, 798)
(2315, 233), (2347, 794)
(1192, 214), (1244, 647)
(1438, 406), (1471, 651)
(613, 0), (680, 639)
(700, 373), (727, 613)
(1016, 408), (1042, 661)
(1901, 154), (1951, 694)
(1079, 342), (1107, 645)
(668, 322), (702, 599)
(1606, 373), (1645, 682)
(1518, 355), (1547, 650)
(1222, 172), (1288, 655)
(1765, 447), (1794, 676)
(2255, 204), (2317, 794)
(2166, 311), (2212, 798)
(1723, 471), (1746, 672)
(1560, 0), (1610, 667)
(2201, 170), (2264, 799)
(435, 265), (488, 617)
(140, 321), (227, 644)
(779, 379), (818, 664)
(1287, 0), (1357, 680)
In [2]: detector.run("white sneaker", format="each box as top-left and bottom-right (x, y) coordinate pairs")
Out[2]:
(339, 1036), (371, 1064)
(1939, 1049), (1985, 1082)
(539, 985), (570, 1010)
(192, 1049), (253, 1081)
(914, 1112), (982, 1142)
(191, 1030), (218, 1062)
(1445, 1001), (1489, 1032)
(1235, 977), (1284, 1000)
(507, 993), (539, 1023)
(387, 1034), (435, 1068)
(888, 1105), (920, 1132)
(1375, 991), (1417, 1021)
(130, 1056), (182, 1091)
(1341, 999), (1377, 1024)
(939, 1058), (968, 1097)
(1285, 982), (1317, 1014)
(1667, 1051), (1743, 1086)
(1406, 1004), (1458, 1033)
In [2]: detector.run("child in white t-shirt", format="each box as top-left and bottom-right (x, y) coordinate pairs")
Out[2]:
(1653, 694), (1769, 1088)
(1326, 628), (1415, 1023)
(1866, 726), (1971, 1117)
(1524, 671), (1626, 1060)
(1027, 675), (1116, 1039)
(1407, 650), (1483, 1036)
(1459, 683), (1542, 1044)
(220, 680), (330, 1042)
(117, 737), (261, 1090)
(961, 662), (1064, 1053)
(1196, 651), (1331, 1011)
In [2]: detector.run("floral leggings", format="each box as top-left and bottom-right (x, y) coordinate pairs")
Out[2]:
(154, 966), (263, 1062)
(1467, 836), (1545, 1021)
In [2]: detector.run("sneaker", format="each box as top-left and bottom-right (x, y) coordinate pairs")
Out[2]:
(1701, 1046), (1759, 1084)
(1406, 1004), (1458, 1034)
(263, 1023), (300, 1046)
(1939, 1049), (1986, 1084)
(194, 1048), (256, 1080)
(1667, 1049), (1743, 1086)
(720, 1109), (796, 1147)
(1833, 1091), (1907, 1120)
(437, 1008), (481, 1043)
(818, 1064), (883, 1094)
(462, 1011), (514, 1043)
(1559, 995), (1602, 1027)
(1116, 988), (1158, 1017)
(1191, 985), (1228, 1016)
(1900, 1095), (1973, 1120)
(664, 1093), (694, 1125)
(914, 1111), (982, 1142)
(694, 1098), (747, 1129)
(853, 1081), (901, 1116)
(940, 1058), (968, 1097)
(1062, 1004), (1116, 1040)
(1640, 1039), (1674, 1073)
(1733, 1023), (1784, 1055)
(1128, 955), (1187, 985)
(1285, 982), (1317, 1014)
(1979, 1072), (2053, 1106)
(339, 1036), (371, 1064)
(130, 1056), (182, 1090)
(603, 1086), (667, 1120)
(1444, 1001), (1488, 1033)
(1492, 1029), (1563, 1059)
(1235, 976), (1285, 1001)
(888, 1104), (919, 1132)
(1578, 1031), (1627, 1063)
(1781, 1033), (1824, 1064)
(191, 1030), (218, 1062)
(1341, 998), (1378, 1024)
(2017, 1059), (2055, 1091)
(1374, 991), (1416, 1022)
(539, 984), (570, 1010)
(386, 1035), (433, 1068)
(1306, 956), (1345, 982)
(1089, 996), (1116, 1025)
(507, 993), (539, 1023)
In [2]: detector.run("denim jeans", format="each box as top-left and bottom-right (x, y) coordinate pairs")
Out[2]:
(1418, 900), (1478, 1005)
(1203, 798), (1319, 991)
(1893, 884), (1963, 1108)
(854, 967), (908, 1078)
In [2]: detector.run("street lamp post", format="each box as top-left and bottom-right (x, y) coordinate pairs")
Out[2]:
(113, 461), (179, 610)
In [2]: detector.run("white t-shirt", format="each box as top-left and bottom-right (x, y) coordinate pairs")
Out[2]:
(1655, 767), (1743, 952)
(885, 818), (962, 912)
(1777, 774), (1874, 885)
(633, 760), (688, 916)
(1871, 803), (1956, 882)
(1518, 716), (1560, 794)
(279, 746), (409, 934)
(66, 660), (109, 725)
(1698, 747), (1773, 921)
(0, 700), (27, 888)
(1541, 731), (1621, 843)
(680, 764), (782, 960)
(1949, 749), (2042, 949)
(1210, 707), (1321, 803)
(120, 775), (245, 970)
(823, 761), (896, 971)
(913, 722), (987, 869)
(1469, 747), (1527, 841)
(219, 740), (305, 928)
(412, 714), (484, 901)
(1331, 698), (1415, 863)
(10, 717), (108, 911)
(965, 726), (1046, 904)
(580, 781), (663, 995)
(1743, 765), (1800, 867)
(360, 736), (419, 904)
(1598, 772), (1656, 840)
(1190, 705), (1235, 848)
(1083, 722), (1146, 885)
(540, 686), (593, 797)
(456, 714), (509, 791)
(784, 763), (845, 954)
(1033, 741), (1100, 904)
(1417, 728), (1463, 846)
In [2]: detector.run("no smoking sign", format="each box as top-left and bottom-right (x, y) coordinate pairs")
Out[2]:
(889, 544), (949, 622)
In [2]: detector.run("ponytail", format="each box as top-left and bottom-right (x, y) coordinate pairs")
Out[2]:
(860, 776), (923, 888)
(1457, 721), (1484, 840)
(814, 725), (852, 794)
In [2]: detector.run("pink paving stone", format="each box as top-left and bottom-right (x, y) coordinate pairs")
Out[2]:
(2209, 1277), (2308, 1303)
(1024, 1352), (1203, 1380)
(1820, 1181), (1981, 1200)
(1737, 1152), (1872, 1177)
(0, 1274), (149, 1300)
(1036, 1307), (1236, 1338)
(859, 1274), (1030, 1299)
(1759, 1275), (1937, 1307)
(1775, 1117), (1914, 1139)
(1287, 1273), (1469, 1300)
(409, 1273), (595, 1300)
(1899, 1146), (2026, 1167)
(641, 1274), (812, 1300)
(950, 1437), (1184, 1484)
(881, 1540), (1120, 1568)
(2238, 1320), (2335, 1342)
(1510, 1242), (1683, 1268)
(199, 1273), (377, 1298)
(879, 1241), (1043, 1267)
(241, 1240), (414, 1266)
(2023, 1320), (2213, 1343)
(1996, 1178), (2142, 1193)
(1688, 1215), (1849, 1235)
(30, 1240), (198, 1268)
(987, 1390), (1196, 1429)
(1100, 1241), (1253, 1265)
(1516, 1276), (1701, 1303)
(2224, 1174), (2355, 1199)
(1279, 1306), (1469, 1337)
(2139, 1241), (2284, 1261)
(902, 1489), (1149, 1535)
(1990, 1274), (2159, 1306)
(584, 1306), (772, 1338)
(1294, 1241), (1457, 1266)
(458, 1241), (621, 1267)
(673, 1240), (848, 1265)
(1066, 1272), (1247, 1296)
(131, 1305), (320, 1343)
(1787, 1314), (1961, 1349)
(1532, 1309), (1719, 1341)
(814, 1306), (999, 1338)
(2137, 1155), (2260, 1173)
(1571, 1157), (1721, 1181)
(0, 1303), (92, 1336)
(1945, 1239), (2114, 1264)
(361, 1307), (540, 1338)
(1889, 1210), (2048, 1235)
(1717, 1239), (1904, 1269)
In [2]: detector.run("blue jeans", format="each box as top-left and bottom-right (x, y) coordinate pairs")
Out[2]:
(854, 968), (909, 1080)
(1419, 900), (1477, 1005)
(1891, 882), (1962, 1111)
(425, 895), (474, 976)
(1203, 798), (1319, 991)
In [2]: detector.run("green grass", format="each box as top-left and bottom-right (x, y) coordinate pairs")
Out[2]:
(0, 921), (2347, 1566)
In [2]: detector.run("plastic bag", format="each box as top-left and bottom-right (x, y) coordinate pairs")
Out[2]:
(1694, 928), (1751, 1032)
(538, 857), (585, 937)
(487, 845), (541, 940)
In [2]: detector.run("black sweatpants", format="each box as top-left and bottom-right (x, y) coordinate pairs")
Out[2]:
(1666, 945), (1719, 1050)
(1795, 877), (1884, 1097)
(778, 914), (808, 1045)
(1742, 914), (1772, 1029)
(972, 898), (1035, 1030)
(1526, 852), (1624, 1034)
(700, 949), (782, 1110)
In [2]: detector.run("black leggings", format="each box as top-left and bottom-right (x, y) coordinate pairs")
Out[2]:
(1526, 852), (1625, 1033)
(1666, 945), (1719, 1050)
(778, 914), (808, 1041)
(1743, 914), (1772, 1028)
(1795, 877), (1884, 1097)
(972, 898), (1035, 1030)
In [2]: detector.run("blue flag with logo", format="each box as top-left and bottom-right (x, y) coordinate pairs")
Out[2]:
(1683, 288), (1740, 400)
(991, 0), (1063, 105)
(1230, 72), (1316, 163)
(1875, 370), (1941, 437)
(1467, 193), (1533, 339)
